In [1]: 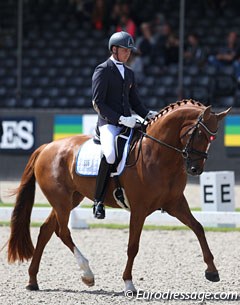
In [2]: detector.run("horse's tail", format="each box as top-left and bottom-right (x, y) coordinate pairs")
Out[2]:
(7, 144), (47, 263)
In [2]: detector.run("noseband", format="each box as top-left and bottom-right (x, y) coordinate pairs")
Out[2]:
(140, 114), (218, 161)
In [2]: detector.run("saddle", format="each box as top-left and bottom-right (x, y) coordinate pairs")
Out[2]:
(75, 127), (134, 177)
(76, 124), (144, 210)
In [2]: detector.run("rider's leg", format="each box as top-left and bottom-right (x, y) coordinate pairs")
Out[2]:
(93, 124), (122, 219)
(93, 155), (112, 219)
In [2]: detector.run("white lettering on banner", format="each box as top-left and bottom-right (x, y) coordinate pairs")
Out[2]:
(1, 121), (17, 149)
(0, 120), (34, 150)
(17, 121), (34, 150)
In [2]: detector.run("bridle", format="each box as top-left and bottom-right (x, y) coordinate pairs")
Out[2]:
(138, 114), (218, 161)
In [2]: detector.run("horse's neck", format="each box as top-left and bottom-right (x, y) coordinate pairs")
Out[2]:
(142, 107), (200, 164)
(135, 113), (185, 186)
(146, 111), (183, 145)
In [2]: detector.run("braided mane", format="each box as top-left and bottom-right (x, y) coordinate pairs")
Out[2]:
(148, 99), (205, 125)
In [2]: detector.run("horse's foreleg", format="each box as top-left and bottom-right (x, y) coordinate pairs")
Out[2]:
(167, 196), (219, 282)
(27, 210), (57, 290)
(123, 212), (145, 293)
(55, 205), (95, 287)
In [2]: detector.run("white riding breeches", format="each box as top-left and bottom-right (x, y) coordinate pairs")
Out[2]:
(99, 124), (122, 164)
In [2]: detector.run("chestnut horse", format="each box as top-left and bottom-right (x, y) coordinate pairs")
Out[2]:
(7, 100), (230, 292)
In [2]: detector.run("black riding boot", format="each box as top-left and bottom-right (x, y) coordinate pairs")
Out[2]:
(93, 155), (112, 219)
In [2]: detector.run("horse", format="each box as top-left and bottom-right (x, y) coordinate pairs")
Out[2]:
(7, 99), (230, 293)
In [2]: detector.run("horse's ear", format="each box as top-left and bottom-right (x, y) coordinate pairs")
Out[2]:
(202, 105), (212, 121)
(216, 107), (231, 121)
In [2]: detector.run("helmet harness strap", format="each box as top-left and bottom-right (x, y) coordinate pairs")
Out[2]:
(112, 46), (120, 62)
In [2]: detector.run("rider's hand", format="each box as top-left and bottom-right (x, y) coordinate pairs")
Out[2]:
(118, 116), (136, 128)
(146, 110), (158, 120)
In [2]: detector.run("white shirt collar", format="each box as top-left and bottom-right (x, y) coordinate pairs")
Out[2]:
(110, 55), (124, 65)
(110, 55), (125, 79)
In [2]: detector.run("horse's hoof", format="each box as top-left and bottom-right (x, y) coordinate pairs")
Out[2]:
(205, 271), (220, 282)
(81, 276), (95, 287)
(26, 283), (39, 291)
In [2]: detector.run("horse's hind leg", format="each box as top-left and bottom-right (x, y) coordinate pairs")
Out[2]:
(167, 195), (220, 282)
(27, 209), (57, 290)
(27, 193), (94, 290)
(53, 198), (94, 287)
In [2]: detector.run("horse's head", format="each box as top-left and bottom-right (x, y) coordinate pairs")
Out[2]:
(180, 106), (231, 176)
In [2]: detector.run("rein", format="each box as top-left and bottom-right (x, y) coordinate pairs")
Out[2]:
(139, 131), (184, 154)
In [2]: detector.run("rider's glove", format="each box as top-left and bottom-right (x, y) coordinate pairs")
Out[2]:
(146, 110), (158, 120)
(118, 116), (136, 128)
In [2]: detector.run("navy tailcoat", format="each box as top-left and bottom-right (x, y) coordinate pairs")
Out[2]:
(92, 59), (148, 126)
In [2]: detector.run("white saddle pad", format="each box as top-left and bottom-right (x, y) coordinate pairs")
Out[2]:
(76, 130), (133, 177)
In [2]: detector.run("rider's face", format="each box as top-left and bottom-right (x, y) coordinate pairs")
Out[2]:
(112, 46), (131, 63)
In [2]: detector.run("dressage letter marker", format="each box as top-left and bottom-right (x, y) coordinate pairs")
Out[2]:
(221, 184), (231, 203)
(200, 171), (235, 212)
(203, 185), (214, 203)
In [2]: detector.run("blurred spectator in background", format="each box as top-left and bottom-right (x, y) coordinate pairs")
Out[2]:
(136, 22), (155, 57)
(184, 33), (208, 67)
(91, 0), (106, 30)
(152, 21), (174, 66)
(116, 13), (136, 38)
(163, 25), (179, 66)
(233, 48), (240, 84)
(208, 31), (238, 67)
(133, 22), (155, 76)
(153, 12), (166, 35)
(127, 50), (144, 84)
(71, 0), (93, 24)
(152, 13), (167, 49)
(115, 2), (136, 38)
(108, 2), (122, 32)
(120, 2), (131, 15)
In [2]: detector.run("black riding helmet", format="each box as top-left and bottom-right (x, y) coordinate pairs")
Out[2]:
(108, 31), (137, 52)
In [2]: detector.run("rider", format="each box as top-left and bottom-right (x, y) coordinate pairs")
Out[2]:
(92, 31), (157, 219)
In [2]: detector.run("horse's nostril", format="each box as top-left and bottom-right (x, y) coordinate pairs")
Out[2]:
(191, 166), (197, 173)
(191, 166), (203, 176)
